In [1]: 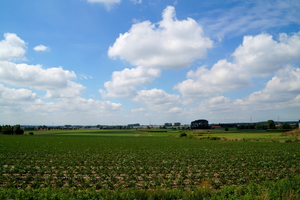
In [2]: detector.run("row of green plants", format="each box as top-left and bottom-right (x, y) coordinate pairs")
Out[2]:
(1, 135), (299, 198)
(1, 175), (300, 200)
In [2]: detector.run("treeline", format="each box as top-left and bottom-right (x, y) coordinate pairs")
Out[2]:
(0, 125), (24, 135)
(237, 120), (294, 130)
(215, 120), (297, 130)
(23, 125), (81, 131)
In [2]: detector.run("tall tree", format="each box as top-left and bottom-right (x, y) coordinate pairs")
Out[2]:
(267, 120), (276, 129)
(13, 125), (24, 135)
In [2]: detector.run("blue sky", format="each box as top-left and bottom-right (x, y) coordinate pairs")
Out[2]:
(0, 0), (300, 125)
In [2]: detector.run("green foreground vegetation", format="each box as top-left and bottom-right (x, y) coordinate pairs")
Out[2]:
(1, 129), (300, 199)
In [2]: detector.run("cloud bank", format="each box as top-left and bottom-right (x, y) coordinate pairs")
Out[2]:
(0, 33), (122, 124)
(175, 32), (300, 99)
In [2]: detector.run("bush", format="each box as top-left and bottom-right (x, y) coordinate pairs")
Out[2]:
(210, 137), (221, 140)
(180, 132), (187, 137)
(28, 132), (34, 135)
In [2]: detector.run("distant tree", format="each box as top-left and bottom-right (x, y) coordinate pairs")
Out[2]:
(248, 124), (255, 129)
(267, 120), (276, 129)
(255, 124), (261, 130)
(281, 124), (291, 129)
(13, 125), (24, 135)
(238, 125), (248, 129)
(2, 125), (13, 135)
(191, 119), (209, 129)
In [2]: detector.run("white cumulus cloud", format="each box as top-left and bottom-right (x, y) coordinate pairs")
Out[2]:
(233, 32), (300, 76)
(33, 45), (49, 52)
(0, 61), (85, 98)
(108, 6), (213, 69)
(175, 60), (250, 99)
(100, 66), (160, 98)
(0, 33), (87, 99)
(44, 81), (86, 99)
(0, 84), (37, 106)
(133, 88), (181, 111)
(0, 33), (26, 61)
(242, 66), (300, 104)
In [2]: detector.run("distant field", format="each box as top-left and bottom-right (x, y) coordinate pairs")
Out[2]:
(25, 129), (181, 137)
(25, 128), (299, 141)
(186, 129), (299, 141)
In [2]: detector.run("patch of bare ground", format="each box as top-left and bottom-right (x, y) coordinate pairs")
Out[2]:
(134, 134), (140, 136)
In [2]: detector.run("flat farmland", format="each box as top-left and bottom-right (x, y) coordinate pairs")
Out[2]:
(24, 128), (299, 140)
(1, 133), (300, 199)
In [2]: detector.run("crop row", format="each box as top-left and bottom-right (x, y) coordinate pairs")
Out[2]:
(1, 135), (299, 190)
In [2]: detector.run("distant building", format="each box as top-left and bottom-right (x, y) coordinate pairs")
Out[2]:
(191, 119), (210, 129)
(164, 123), (172, 127)
(174, 122), (181, 126)
(211, 125), (221, 129)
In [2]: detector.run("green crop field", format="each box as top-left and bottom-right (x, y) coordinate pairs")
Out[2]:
(24, 128), (300, 140)
(1, 130), (300, 199)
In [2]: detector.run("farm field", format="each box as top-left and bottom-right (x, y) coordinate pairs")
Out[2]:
(1, 131), (300, 199)
(186, 129), (300, 141)
(26, 128), (300, 141)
